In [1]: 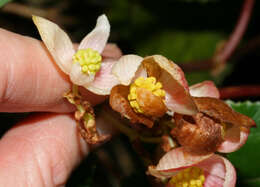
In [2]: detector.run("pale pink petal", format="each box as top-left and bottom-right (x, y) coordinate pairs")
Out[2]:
(142, 55), (197, 115)
(32, 15), (75, 74)
(69, 63), (95, 86)
(148, 147), (213, 178)
(222, 156), (236, 187)
(197, 155), (225, 179)
(102, 43), (122, 59)
(148, 166), (178, 179)
(112, 55), (144, 85)
(204, 172), (224, 187)
(161, 71), (198, 115)
(169, 62), (189, 92)
(189, 81), (220, 99)
(84, 59), (120, 95)
(79, 14), (110, 53)
(217, 127), (249, 153)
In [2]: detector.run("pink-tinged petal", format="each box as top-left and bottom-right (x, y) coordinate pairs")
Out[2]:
(170, 62), (189, 92)
(161, 71), (198, 115)
(32, 15), (75, 74)
(218, 127), (249, 153)
(204, 172), (224, 187)
(79, 14), (110, 53)
(102, 43), (122, 60)
(222, 156), (236, 187)
(148, 166), (178, 179)
(141, 55), (197, 115)
(189, 81), (220, 99)
(112, 55), (144, 85)
(84, 59), (120, 95)
(197, 155), (225, 179)
(143, 55), (189, 90)
(69, 63), (95, 86)
(148, 147), (213, 179)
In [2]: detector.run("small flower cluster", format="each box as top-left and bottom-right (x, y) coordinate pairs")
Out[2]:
(33, 14), (256, 187)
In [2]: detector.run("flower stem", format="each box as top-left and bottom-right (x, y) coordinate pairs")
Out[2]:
(180, 0), (255, 73)
(220, 85), (260, 99)
(214, 0), (255, 64)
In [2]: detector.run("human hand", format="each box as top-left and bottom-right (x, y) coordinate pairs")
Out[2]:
(0, 28), (118, 186)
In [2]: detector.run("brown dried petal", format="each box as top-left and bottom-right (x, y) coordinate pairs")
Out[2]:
(193, 97), (256, 128)
(64, 92), (108, 144)
(172, 113), (223, 154)
(136, 87), (167, 118)
(109, 85), (154, 128)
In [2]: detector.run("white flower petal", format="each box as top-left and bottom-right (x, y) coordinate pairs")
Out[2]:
(69, 63), (95, 86)
(84, 59), (120, 95)
(79, 14), (110, 53)
(32, 15), (75, 74)
(112, 54), (144, 85)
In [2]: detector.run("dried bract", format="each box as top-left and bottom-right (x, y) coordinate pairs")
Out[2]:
(172, 113), (223, 154)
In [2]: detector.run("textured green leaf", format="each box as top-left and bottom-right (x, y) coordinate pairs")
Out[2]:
(0, 0), (11, 7)
(227, 101), (260, 187)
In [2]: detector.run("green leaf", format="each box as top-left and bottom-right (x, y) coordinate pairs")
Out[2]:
(0, 0), (11, 8)
(227, 101), (260, 187)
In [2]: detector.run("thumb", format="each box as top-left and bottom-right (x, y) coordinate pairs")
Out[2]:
(0, 113), (109, 186)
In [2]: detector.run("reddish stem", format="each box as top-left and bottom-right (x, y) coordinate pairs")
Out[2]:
(219, 85), (260, 99)
(215, 0), (255, 64)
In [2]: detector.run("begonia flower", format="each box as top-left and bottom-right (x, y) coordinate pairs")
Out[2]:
(109, 54), (198, 128)
(33, 14), (119, 95)
(148, 147), (236, 187)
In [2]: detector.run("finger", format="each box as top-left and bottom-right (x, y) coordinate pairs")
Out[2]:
(0, 113), (110, 186)
(0, 28), (105, 113)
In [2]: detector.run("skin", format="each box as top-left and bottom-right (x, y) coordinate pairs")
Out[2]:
(0, 28), (110, 186)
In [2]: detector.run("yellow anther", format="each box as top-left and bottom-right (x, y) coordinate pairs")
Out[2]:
(169, 167), (205, 187)
(73, 48), (102, 75)
(128, 76), (166, 114)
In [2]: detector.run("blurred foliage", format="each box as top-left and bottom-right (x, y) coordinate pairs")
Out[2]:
(0, 0), (11, 7)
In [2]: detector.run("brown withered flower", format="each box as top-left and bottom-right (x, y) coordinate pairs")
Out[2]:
(172, 96), (256, 154)
(109, 54), (198, 128)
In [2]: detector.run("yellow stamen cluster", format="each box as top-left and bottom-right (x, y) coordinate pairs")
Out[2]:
(128, 76), (166, 114)
(169, 167), (205, 187)
(73, 48), (102, 75)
